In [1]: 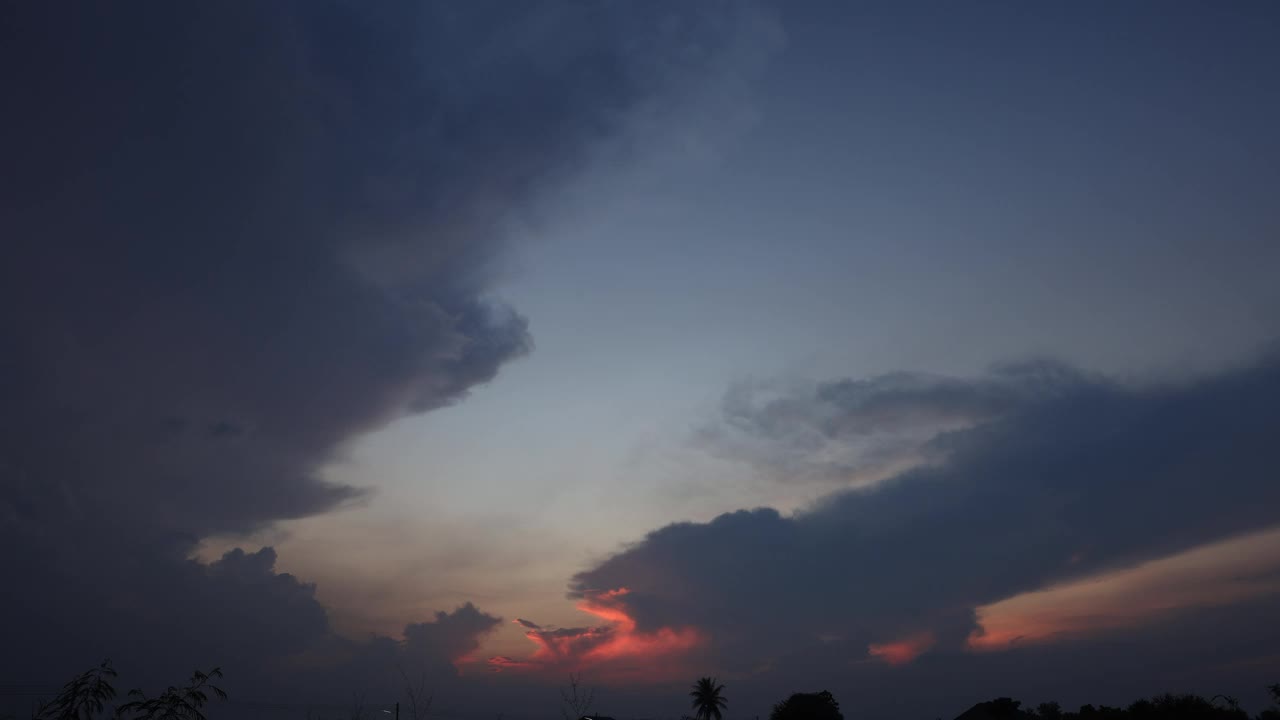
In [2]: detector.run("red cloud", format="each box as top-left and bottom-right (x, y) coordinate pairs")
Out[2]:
(486, 655), (536, 672)
(489, 588), (704, 681)
(867, 630), (935, 665)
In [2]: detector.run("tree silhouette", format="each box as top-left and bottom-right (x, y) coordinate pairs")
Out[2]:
(1037, 702), (1063, 720)
(690, 678), (726, 720)
(1256, 684), (1280, 720)
(34, 660), (118, 720)
(114, 669), (226, 720)
(397, 666), (432, 720)
(347, 692), (366, 720)
(958, 689), (1280, 719)
(955, 697), (1032, 719)
(1124, 693), (1247, 719)
(559, 673), (594, 720)
(769, 691), (841, 720)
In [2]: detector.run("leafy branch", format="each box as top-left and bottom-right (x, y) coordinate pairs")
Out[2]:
(34, 660), (119, 720)
(114, 668), (226, 720)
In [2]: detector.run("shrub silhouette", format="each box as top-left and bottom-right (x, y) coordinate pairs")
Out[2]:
(954, 697), (1034, 719)
(770, 691), (843, 720)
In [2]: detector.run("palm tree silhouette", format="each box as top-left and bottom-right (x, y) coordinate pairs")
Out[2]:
(690, 678), (727, 720)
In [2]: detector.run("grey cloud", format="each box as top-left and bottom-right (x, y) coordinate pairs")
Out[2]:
(697, 360), (1096, 488)
(0, 538), (505, 712)
(0, 0), (765, 698)
(209, 421), (248, 439)
(576, 356), (1280, 671)
(0, 0), (611, 545)
(403, 604), (503, 668)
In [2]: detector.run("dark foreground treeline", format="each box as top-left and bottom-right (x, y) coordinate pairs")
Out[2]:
(10, 663), (1280, 720)
(757, 686), (1280, 720)
(954, 686), (1280, 720)
(687, 681), (1280, 720)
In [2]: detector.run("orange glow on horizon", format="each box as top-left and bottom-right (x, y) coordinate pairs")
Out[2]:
(968, 527), (1280, 653)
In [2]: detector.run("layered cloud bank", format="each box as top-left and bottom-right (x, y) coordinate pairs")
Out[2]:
(572, 357), (1280, 692)
(3, 2), (1278, 718)
(0, 0), (761, 700)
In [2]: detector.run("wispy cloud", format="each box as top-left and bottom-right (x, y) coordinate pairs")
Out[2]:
(695, 360), (1095, 489)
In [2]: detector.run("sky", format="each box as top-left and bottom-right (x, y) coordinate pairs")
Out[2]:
(2, 3), (1280, 720)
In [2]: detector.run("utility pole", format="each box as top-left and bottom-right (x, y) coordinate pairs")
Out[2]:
(395, 702), (400, 720)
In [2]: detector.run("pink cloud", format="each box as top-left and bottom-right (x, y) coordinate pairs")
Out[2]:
(868, 631), (936, 665)
(487, 588), (704, 681)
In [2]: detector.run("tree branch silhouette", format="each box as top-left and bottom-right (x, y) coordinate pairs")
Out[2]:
(114, 668), (226, 720)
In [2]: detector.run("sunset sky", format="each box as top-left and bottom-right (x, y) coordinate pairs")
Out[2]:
(3, 3), (1280, 720)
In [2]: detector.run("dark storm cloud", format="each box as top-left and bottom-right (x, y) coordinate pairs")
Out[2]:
(0, 0), (761, 695)
(697, 360), (1095, 486)
(575, 356), (1280, 669)
(403, 604), (503, 665)
(0, 0), (705, 544)
(1, 540), (502, 702)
